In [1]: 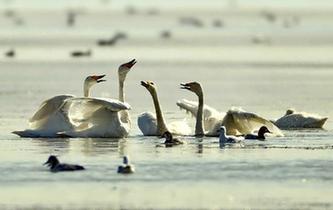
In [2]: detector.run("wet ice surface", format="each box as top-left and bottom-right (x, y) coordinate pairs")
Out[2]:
(1, 1), (333, 209)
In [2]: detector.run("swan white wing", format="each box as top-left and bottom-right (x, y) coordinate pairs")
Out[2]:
(29, 94), (74, 129)
(223, 107), (284, 136)
(177, 99), (225, 133)
(177, 99), (223, 119)
(137, 112), (158, 136)
(62, 97), (130, 126)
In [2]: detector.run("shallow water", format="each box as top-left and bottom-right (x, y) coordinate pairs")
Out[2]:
(1, 1), (333, 209)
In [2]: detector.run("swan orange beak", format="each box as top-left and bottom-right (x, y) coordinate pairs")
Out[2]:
(92, 75), (106, 83)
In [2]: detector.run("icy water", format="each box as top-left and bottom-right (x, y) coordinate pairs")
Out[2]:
(1, 1), (333, 209)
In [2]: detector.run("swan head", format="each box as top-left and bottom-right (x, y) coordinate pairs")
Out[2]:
(84, 75), (106, 97)
(118, 59), (137, 81)
(180, 82), (203, 97)
(44, 155), (59, 167)
(285, 109), (295, 116)
(85, 75), (106, 87)
(141, 80), (157, 94)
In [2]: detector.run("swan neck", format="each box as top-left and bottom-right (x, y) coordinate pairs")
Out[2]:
(195, 94), (204, 136)
(119, 79), (125, 102)
(83, 82), (90, 97)
(151, 91), (168, 135)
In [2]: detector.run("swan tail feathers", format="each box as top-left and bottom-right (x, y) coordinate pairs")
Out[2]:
(305, 117), (328, 128)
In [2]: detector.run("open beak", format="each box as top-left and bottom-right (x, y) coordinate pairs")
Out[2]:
(123, 59), (137, 69)
(43, 161), (49, 166)
(141, 81), (149, 88)
(92, 74), (106, 83)
(180, 83), (190, 90)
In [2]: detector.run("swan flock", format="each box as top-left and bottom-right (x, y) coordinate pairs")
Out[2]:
(13, 60), (328, 139)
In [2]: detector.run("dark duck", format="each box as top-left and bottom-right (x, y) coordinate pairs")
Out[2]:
(117, 156), (135, 174)
(245, 126), (271, 140)
(44, 155), (85, 172)
(162, 131), (184, 147)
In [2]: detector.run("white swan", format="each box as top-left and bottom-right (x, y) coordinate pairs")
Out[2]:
(13, 75), (106, 137)
(138, 81), (191, 136)
(180, 82), (205, 137)
(273, 109), (328, 129)
(61, 59), (136, 138)
(179, 82), (283, 137)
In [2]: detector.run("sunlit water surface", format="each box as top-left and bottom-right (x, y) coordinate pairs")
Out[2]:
(0, 1), (333, 209)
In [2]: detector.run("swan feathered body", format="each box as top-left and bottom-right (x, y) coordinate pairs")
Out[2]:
(176, 99), (283, 137)
(274, 109), (328, 129)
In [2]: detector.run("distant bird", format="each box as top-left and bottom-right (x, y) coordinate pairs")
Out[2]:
(219, 126), (243, 144)
(44, 155), (85, 172)
(251, 35), (271, 45)
(160, 30), (171, 39)
(117, 156), (135, 174)
(244, 126), (271, 140)
(162, 131), (184, 147)
(179, 17), (204, 27)
(67, 11), (76, 27)
(5, 49), (15, 58)
(212, 19), (224, 28)
(126, 6), (137, 15)
(97, 32), (127, 46)
(146, 8), (159, 16)
(260, 10), (277, 23)
(3, 9), (15, 18)
(71, 49), (91, 57)
(13, 17), (24, 26)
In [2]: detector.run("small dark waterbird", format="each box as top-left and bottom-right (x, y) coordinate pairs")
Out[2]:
(5, 49), (15, 58)
(244, 126), (271, 140)
(117, 156), (135, 174)
(71, 49), (91, 57)
(44, 155), (85, 172)
(162, 131), (184, 147)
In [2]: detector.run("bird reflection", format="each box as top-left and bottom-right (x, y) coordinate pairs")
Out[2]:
(33, 138), (127, 156)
